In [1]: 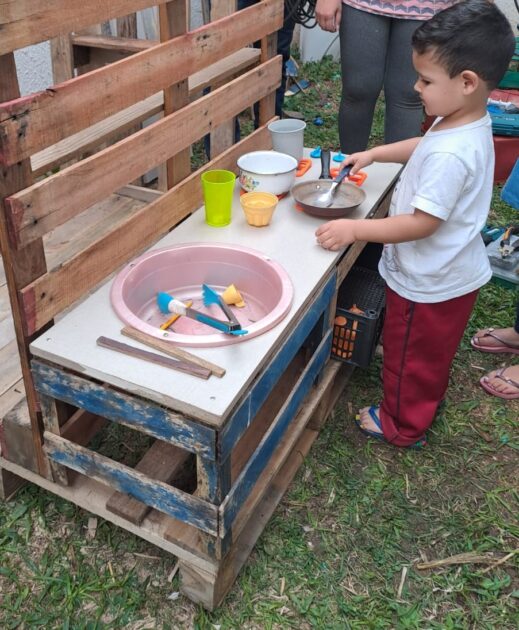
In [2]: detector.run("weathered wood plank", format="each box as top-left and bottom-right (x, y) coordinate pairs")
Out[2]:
(106, 439), (191, 525)
(71, 34), (155, 53)
(40, 395), (69, 485)
(220, 272), (336, 458)
(219, 331), (332, 536)
(209, 0), (236, 158)
(0, 1), (168, 55)
(43, 432), (218, 535)
(31, 361), (216, 458)
(0, 399), (37, 472)
(0, 53), (50, 479)
(6, 58), (281, 249)
(19, 125), (271, 335)
(0, 455), (216, 569)
(0, 0), (283, 164)
(30, 47), (260, 178)
(226, 360), (343, 546)
(179, 427), (318, 610)
(160, 0), (191, 188)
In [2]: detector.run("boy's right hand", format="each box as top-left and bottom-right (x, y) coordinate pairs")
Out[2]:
(343, 149), (375, 175)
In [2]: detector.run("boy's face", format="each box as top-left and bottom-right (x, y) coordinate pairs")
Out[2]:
(412, 50), (467, 118)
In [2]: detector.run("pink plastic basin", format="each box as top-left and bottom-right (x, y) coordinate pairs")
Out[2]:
(110, 243), (294, 347)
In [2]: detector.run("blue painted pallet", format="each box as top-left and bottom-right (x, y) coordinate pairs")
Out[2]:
(32, 361), (216, 458)
(43, 431), (218, 535)
(219, 330), (332, 536)
(220, 271), (336, 459)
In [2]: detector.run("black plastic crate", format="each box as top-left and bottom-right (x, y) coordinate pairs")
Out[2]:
(332, 266), (386, 368)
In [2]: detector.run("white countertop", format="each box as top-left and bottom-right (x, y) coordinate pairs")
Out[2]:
(30, 151), (400, 426)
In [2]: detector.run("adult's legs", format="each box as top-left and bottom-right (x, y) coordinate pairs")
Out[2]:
(383, 17), (423, 144)
(237, 0), (295, 118)
(338, 6), (390, 153)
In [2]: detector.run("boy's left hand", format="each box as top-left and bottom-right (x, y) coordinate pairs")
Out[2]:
(316, 219), (355, 251)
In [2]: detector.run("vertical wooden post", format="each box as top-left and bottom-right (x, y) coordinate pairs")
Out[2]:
(50, 35), (74, 84)
(258, 31), (277, 125)
(196, 454), (232, 557)
(159, 0), (191, 189)
(39, 395), (70, 485)
(0, 54), (51, 479)
(209, 0), (237, 158)
(116, 14), (138, 38)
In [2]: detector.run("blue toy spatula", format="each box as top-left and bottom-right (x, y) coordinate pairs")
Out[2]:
(157, 292), (247, 335)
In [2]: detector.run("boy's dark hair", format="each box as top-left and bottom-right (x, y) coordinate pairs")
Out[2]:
(412, 0), (515, 89)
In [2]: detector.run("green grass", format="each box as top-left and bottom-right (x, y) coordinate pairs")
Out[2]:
(1, 56), (518, 629)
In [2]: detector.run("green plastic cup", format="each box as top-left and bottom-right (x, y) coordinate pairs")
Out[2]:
(201, 170), (236, 227)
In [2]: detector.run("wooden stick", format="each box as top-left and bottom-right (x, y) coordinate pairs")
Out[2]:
(96, 336), (211, 379)
(121, 326), (226, 378)
(416, 552), (504, 570)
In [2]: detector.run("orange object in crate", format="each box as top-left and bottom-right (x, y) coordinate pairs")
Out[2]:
(331, 267), (385, 368)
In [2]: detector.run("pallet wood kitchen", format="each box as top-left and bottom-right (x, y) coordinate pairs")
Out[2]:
(0, 0), (400, 608)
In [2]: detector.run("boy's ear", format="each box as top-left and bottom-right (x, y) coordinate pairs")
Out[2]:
(460, 70), (480, 94)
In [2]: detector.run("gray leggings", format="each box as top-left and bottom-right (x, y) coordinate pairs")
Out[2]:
(339, 5), (424, 153)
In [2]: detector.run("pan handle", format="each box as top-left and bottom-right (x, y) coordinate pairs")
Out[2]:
(334, 164), (352, 183)
(319, 149), (331, 179)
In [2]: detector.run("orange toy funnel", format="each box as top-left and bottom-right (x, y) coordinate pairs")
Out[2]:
(222, 284), (245, 308)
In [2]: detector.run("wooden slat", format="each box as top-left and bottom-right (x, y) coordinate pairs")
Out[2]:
(116, 14), (138, 39)
(106, 439), (191, 525)
(160, 0), (191, 188)
(71, 34), (155, 53)
(19, 124), (272, 335)
(209, 0), (237, 158)
(0, 53), (50, 479)
(180, 426), (318, 609)
(0, 455), (216, 570)
(30, 47), (261, 177)
(6, 57), (281, 250)
(219, 332), (333, 536)
(50, 35), (74, 84)
(31, 360), (217, 458)
(0, 0), (283, 165)
(43, 431), (218, 535)
(220, 272), (337, 458)
(0, 0), (168, 55)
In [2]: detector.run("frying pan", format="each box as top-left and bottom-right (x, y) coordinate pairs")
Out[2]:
(291, 149), (366, 218)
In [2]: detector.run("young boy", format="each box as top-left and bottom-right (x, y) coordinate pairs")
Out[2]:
(315, 0), (516, 447)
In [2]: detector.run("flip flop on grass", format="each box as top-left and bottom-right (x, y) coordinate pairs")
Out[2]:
(355, 406), (426, 449)
(470, 327), (519, 354)
(480, 366), (519, 399)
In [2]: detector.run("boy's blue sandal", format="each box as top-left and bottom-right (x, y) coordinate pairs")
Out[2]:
(354, 406), (426, 449)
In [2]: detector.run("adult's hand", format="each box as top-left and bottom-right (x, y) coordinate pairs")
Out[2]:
(316, 0), (342, 32)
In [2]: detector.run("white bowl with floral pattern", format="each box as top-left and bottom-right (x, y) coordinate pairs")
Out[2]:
(237, 150), (298, 195)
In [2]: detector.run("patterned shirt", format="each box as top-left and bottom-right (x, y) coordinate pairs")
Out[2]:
(343, 0), (458, 20)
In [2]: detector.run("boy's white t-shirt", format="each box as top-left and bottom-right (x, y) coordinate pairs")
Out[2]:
(379, 114), (493, 303)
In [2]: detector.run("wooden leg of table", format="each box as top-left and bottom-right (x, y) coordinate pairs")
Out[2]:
(0, 465), (26, 500)
(196, 455), (232, 558)
(39, 395), (70, 485)
(179, 426), (319, 609)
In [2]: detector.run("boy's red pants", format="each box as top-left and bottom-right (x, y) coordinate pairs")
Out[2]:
(379, 286), (478, 446)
